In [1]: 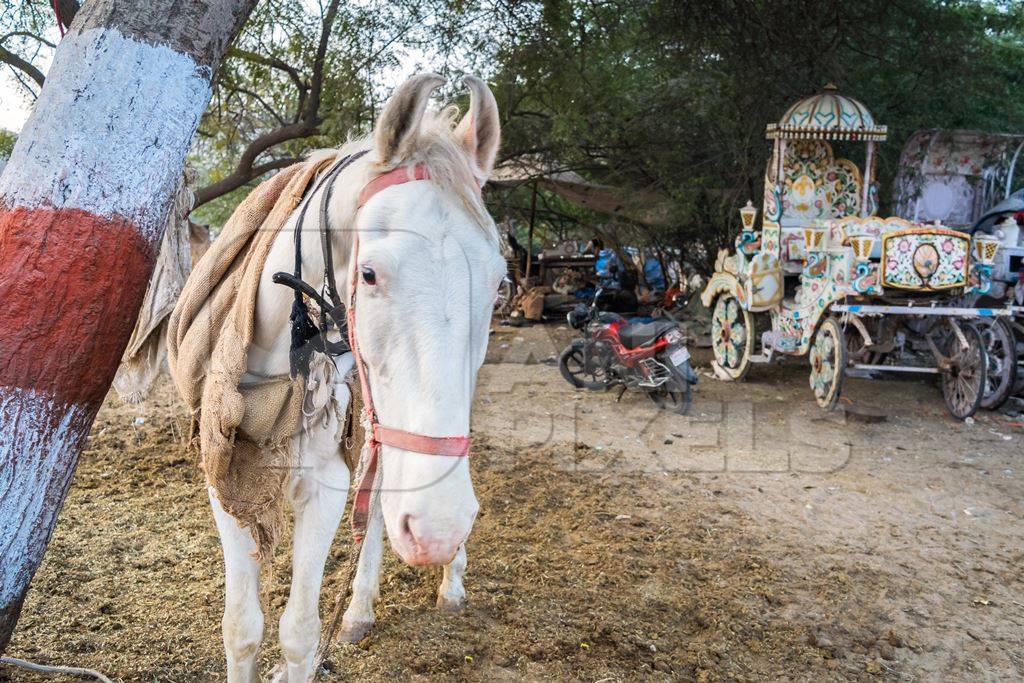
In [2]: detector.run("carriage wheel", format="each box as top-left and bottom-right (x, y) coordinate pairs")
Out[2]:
(711, 294), (754, 380)
(845, 326), (869, 363)
(976, 318), (1016, 410)
(843, 323), (883, 364)
(846, 330), (888, 367)
(808, 316), (846, 410)
(941, 323), (986, 420)
(1009, 320), (1024, 398)
(846, 338), (887, 368)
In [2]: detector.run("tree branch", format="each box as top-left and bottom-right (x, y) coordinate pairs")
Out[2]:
(300, 0), (341, 122)
(194, 0), (342, 210)
(0, 32), (56, 48)
(193, 156), (300, 206)
(228, 85), (288, 126)
(0, 44), (45, 87)
(192, 120), (315, 207)
(227, 46), (308, 101)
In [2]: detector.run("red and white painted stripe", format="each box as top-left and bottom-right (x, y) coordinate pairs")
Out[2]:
(0, 26), (213, 643)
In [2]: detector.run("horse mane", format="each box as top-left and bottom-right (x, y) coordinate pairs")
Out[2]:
(309, 105), (496, 242)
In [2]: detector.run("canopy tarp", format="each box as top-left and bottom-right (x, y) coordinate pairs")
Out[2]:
(491, 158), (673, 226)
(892, 129), (1024, 228)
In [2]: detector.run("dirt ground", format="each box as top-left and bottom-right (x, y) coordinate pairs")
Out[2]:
(4, 322), (1024, 681)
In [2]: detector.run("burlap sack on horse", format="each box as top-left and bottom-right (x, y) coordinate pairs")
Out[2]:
(167, 154), (361, 555)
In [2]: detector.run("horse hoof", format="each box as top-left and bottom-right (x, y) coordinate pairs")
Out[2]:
(436, 594), (465, 612)
(337, 619), (374, 643)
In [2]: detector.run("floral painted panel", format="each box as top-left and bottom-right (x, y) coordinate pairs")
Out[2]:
(825, 159), (862, 218)
(767, 249), (852, 355)
(762, 222), (781, 255)
(830, 216), (918, 259)
(764, 173), (782, 223)
(880, 229), (969, 290)
(911, 175), (976, 226)
(779, 141), (862, 226)
(891, 129), (1024, 228)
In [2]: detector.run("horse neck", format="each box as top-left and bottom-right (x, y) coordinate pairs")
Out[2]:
(247, 178), (357, 378)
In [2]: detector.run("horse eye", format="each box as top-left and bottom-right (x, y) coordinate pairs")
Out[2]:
(361, 266), (376, 285)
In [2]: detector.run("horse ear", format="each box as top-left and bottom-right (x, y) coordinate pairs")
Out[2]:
(375, 73), (446, 166)
(456, 76), (501, 178)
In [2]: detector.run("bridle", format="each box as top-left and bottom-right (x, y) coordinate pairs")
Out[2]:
(296, 149), (482, 678)
(273, 151), (472, 541)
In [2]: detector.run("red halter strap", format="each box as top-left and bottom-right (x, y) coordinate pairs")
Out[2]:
(346, 163), (471, 539)
(373, 425), (470, 456)
(357, 165), (431, 208)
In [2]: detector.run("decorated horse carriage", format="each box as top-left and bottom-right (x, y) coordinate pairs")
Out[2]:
(701, 85), (1007, 419)
(893, 130), (1024, 409)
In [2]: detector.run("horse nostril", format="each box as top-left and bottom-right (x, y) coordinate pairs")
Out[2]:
(400, 514), (415, 544)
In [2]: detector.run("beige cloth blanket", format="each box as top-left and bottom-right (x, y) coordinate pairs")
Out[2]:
(167, 153), (359, 554)
(113, 168), (196, 404)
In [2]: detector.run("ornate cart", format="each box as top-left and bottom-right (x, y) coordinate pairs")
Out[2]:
(701, 85), (1008, 419)
(892, 130), (1024, 408)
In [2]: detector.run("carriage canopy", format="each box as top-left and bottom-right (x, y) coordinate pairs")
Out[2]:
(765, 84), (887, 142)
(892, 129), (1024, 228)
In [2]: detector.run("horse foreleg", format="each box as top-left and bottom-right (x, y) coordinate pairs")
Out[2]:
(437, 543), (467, 611)
(210, 488), (264, 683)
(278, 451), (349, 682)
(338, 501), (384, 642)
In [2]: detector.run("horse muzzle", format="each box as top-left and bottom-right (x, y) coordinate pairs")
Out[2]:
(389, 507), (477, 566)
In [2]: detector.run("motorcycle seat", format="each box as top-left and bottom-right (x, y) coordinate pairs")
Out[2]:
(619, 319), (678, 349)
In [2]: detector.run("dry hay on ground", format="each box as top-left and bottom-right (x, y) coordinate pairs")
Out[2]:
(4, 383), (869, 682)
(5, 343), (1024, 681)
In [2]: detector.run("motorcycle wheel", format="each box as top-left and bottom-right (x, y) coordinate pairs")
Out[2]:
(649, 384), (692, 415)
(558, 340), (608, 390)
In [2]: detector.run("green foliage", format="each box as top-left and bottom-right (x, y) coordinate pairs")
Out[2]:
(484, 0), (1024, 273)
(0, 129), (16, 158)
(189, 182), (253, 232)
(190, 0), (482, 226)
(6, 0), (1023, 263)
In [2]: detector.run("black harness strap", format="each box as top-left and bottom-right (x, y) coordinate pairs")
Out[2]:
(320, 165), (345, 311)
(272, 149), (369, 379)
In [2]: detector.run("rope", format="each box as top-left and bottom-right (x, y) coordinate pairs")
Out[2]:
(0, 656), (113, 683)
(307, 536), (363, 680)
(50, 0), (65, 37)
(306, 449), (384, 681)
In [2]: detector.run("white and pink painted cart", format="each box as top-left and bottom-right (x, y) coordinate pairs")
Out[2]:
(701, 85), (1006, 419)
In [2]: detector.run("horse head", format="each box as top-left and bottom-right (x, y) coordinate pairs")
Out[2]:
(346, 74), (504, 566)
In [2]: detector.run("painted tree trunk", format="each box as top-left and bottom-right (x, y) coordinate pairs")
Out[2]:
(0, 0), (255, 654)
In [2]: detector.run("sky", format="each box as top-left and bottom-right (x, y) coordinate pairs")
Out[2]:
(0, 23), (56, 134)
(1, 77), (36, 132)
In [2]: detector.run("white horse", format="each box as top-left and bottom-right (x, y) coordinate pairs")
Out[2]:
(209, 73), (504, 682)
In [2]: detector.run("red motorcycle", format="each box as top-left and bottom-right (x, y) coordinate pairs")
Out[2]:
(559, 289), (698, 414)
